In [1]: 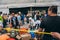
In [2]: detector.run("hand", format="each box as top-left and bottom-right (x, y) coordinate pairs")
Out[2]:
(51, 32), (60, 39)
(35, 30), (38, 32)
(16, 35), (21, 39)
(6, 33), (10, 35)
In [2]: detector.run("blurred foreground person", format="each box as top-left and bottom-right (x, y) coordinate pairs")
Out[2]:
(0, 34), (9, 40)
(0, 24), (9, 40)
(39, 6), (60, 40)
(8, 30), (21, 40)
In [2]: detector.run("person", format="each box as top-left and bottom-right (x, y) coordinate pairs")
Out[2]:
(0, 14), (3, 27)
(0, 24), (7, 35)
(9, 30), (21, 40)
(10, 13), (18, 28)
(39, 6), (60, 40)
(8, 14), (12, 24)
(29, 17), (35, 30)
(16, 13), (21, 26)
(35, 18), (42, 40)
(34, 12), (40, 21)
(15, 13), (21, 28)
(0, 13), (3, 22)
(0, 34), (10, 40)
(26, 13), (30, 23)
(3, 14), (8, 28)
(24, 17), (27, 24)
(35, 18), (41, 30)
(21, 14), (25, 24)
(41, 10), (47, 18)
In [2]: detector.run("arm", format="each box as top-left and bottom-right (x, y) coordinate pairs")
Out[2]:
(38, 27), (43, 32)
(39, 18), (45, 32)
(16, 31), (21, 40)
(51, 32), (60, 39)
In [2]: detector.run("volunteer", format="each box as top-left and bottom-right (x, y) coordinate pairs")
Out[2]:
(39, 6), (60, 40)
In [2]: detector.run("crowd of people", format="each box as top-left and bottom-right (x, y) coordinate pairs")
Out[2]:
(0, 10), (47, 29)
(0, 9), (47, 40)
(0, 6), (60, 40)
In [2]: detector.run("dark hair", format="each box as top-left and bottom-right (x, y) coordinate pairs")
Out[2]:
(37, 12), (39, 14)
(49, 6), (57, 14)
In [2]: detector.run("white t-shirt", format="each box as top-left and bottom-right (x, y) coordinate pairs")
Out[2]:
(35, 20), (41, 25)
(29, 19), (35, 26)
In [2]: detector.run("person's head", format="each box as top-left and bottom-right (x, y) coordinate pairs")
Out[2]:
(42, 10), (46, 15)
(36, 12), (39, 15)
(48, 6), (57, 16)
(3, 14), (7, 19)
(11, 12), (15, 16)
(18, 12), (21, 15)
(29, 17), (32, 21)
(17, 13), (20, 16)
(14, 14), (17, 17)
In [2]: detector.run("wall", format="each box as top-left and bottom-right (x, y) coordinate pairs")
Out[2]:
(57, 6), (60, 16)
(0, 0), (60, 15)
(0, 0), (35, 4)
(0, 0), (60, 5)
(0, 8), (9, 14)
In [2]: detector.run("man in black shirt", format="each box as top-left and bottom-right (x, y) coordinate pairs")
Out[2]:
(40, 6), (60, 40)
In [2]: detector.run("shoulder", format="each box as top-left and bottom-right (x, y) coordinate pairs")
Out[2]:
(57, 16), (60, 20)
(42, 17), (48, 21)
(57, 16), (60, 18)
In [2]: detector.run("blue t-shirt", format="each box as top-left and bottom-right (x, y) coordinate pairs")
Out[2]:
(30, 30), (35, 38)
